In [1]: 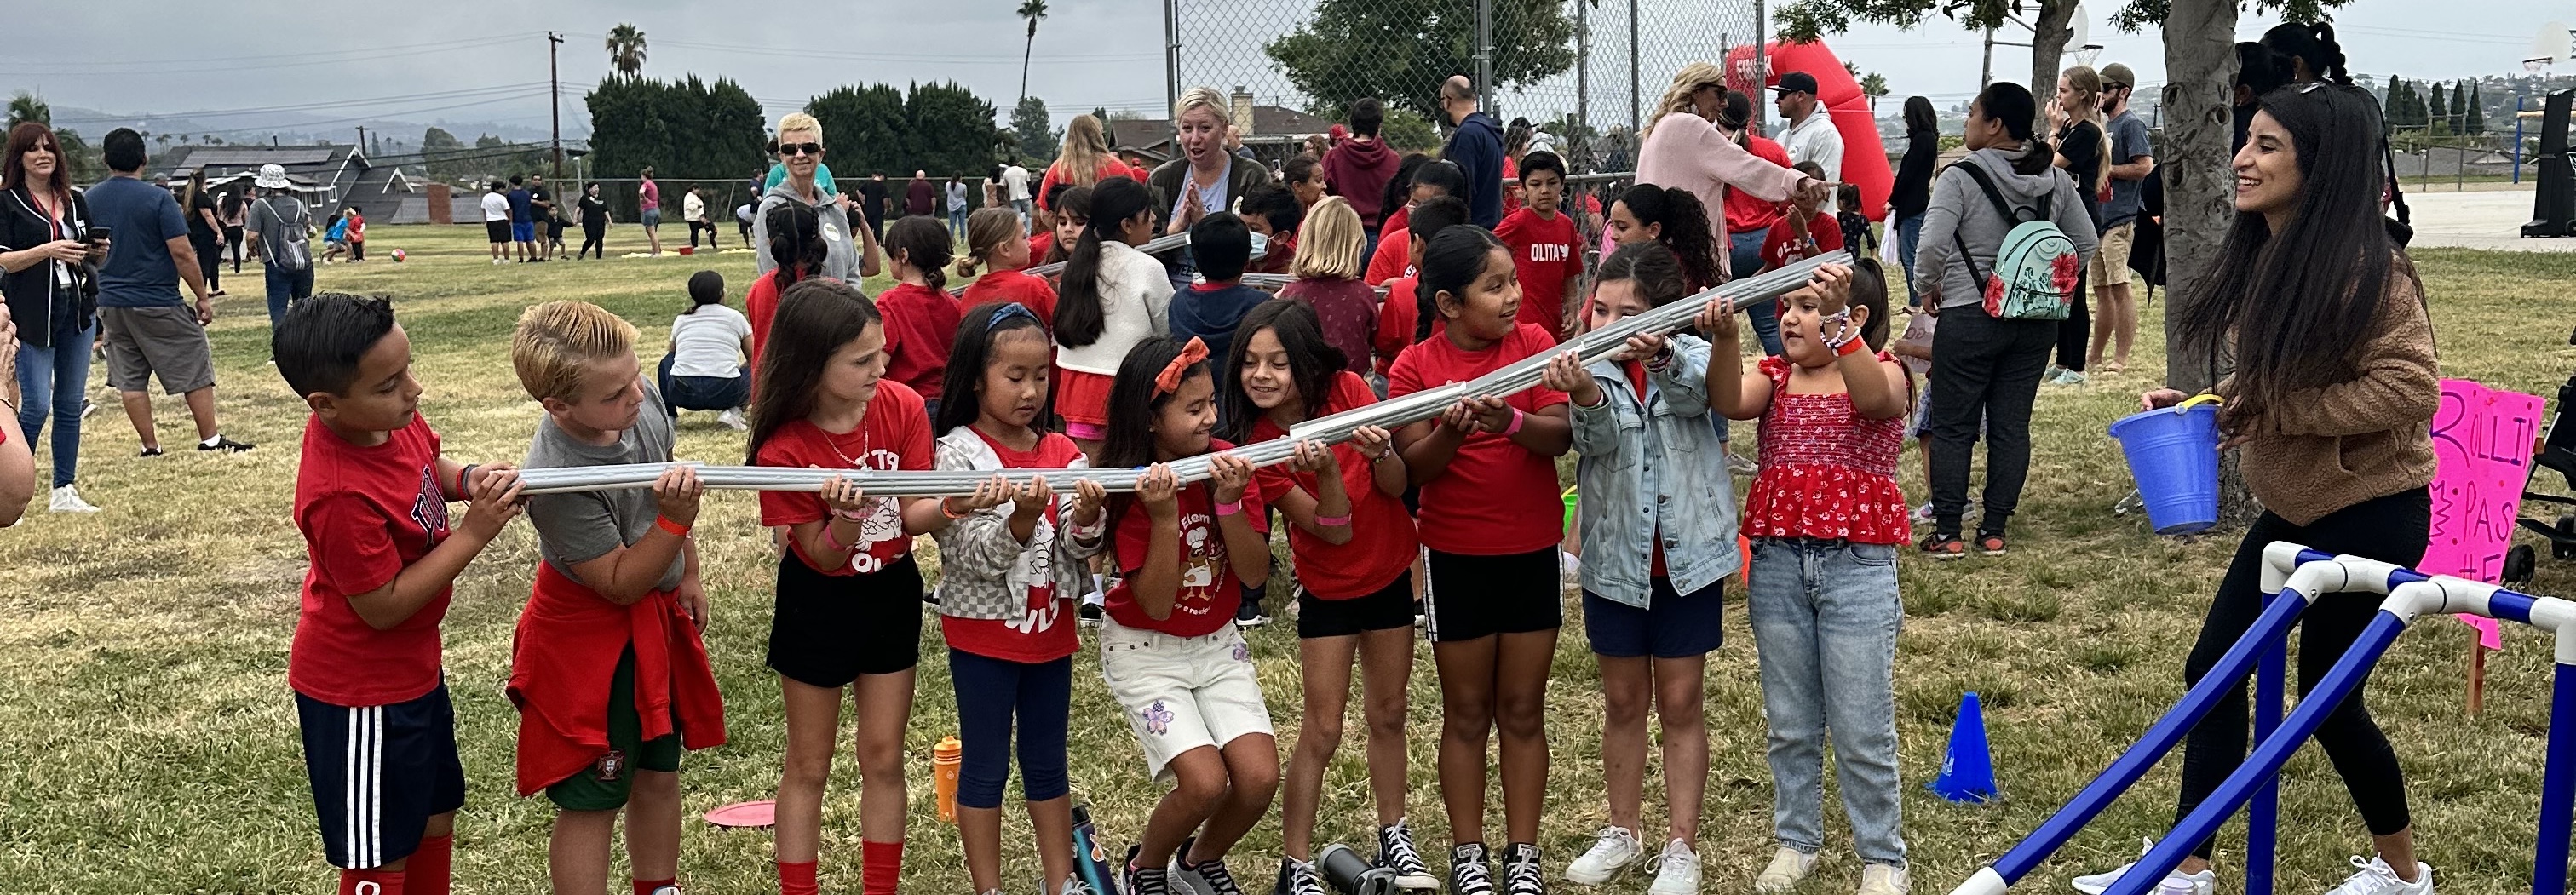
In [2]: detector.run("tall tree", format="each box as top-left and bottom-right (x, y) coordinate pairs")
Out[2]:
(585, 74), (766, 214)
(1017, 0), (1049, 101)
(1779, 0), (2079, 126)
(1266, 0), (1574, 119)
(905, 82), (1005, 177)
(2427, 81), (2445, 132)
(2466, 83), (2486, 136)
(606, 23), (648, 79)
(806, 84), (912, 177)
(7, 91), (49, 128)
(421, 127), (469, 181)
(2450, 82), (2468, 134)
(1011, 96), (1060, 165)
(2383, 76), (2405, 128)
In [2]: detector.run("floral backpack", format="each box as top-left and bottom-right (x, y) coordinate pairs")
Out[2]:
(1946, 163), (2078, 321)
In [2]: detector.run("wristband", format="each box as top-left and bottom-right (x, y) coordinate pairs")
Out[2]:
(1502, 407), (1527, 437)
(456, 463), (480, 499)
(1643, 342), (1677, 374)
(1216, 499), (1245, 517)
(941, 497), (970, 519)
(655, 515), (691, 536)
(1834, 330), (1867, 357)
(820, 520), (851, 553)
(1313, 513), (1353, 527)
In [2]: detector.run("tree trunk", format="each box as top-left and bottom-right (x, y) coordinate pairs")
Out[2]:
(2159, 0), (2260, 525)
(1021, 33), (1036, 100)
(2027, 0), (2079, 122)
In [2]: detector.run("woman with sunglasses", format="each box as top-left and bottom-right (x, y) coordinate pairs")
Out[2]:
(750, 112), (879, 284)
(0, 121), (105, 514)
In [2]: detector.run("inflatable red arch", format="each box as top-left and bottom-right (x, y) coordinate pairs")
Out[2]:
(1722, 40), (1895, 222)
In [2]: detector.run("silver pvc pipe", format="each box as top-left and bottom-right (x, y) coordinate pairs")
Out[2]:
(947, 232), (1194, 296)
(519, 250), (1850, 496)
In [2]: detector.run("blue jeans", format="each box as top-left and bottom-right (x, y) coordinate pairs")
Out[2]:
(947, 649), (1073, 809)
(15, 322), (95, 489)
(1745, 537), (1907, 867)
(1729, 227), (1785, 356)
(1892, 214), (1925, 307)
(655, 354), (749, 413)
(949, 208), (969, 236)
(265, 264), (314, 327)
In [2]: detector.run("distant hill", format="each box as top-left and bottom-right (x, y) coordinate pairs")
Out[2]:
(41, 104), (581, 158)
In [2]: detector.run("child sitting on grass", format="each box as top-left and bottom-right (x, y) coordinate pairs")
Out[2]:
(276, 293), (526, 895)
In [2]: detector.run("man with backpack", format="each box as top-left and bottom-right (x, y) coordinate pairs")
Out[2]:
(243, 164), (315, 329)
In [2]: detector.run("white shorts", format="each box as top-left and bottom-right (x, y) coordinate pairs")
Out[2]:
(1098, 620), (1273, 782)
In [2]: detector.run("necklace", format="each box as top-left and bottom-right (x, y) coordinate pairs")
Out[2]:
(820, 414), (873, 469)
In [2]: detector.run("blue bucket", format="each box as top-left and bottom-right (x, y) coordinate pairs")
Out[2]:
(2107, 396), (2222, 536)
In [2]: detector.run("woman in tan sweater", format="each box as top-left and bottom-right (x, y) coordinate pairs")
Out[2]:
(2086, 82), (2442, 895)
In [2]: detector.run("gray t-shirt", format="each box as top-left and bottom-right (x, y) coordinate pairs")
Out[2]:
(244, 195), (311, 266)
(523, 382), (686, 592)
(2102, 111), (2153, 227)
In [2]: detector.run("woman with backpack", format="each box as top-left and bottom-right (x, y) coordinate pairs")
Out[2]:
(1908, 81), (2096, 559)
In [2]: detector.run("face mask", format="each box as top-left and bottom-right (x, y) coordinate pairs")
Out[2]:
(1246, 231), (1270, 259)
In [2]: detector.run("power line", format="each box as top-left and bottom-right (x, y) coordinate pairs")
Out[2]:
(49, 83), (553, 127)
(0, 35), (526, 76)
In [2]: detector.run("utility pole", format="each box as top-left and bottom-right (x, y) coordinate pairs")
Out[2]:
(354, 125), (368, 156)
(549, 32), (565, 181)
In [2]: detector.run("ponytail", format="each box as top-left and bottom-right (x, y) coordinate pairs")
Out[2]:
(955, 206), (1021, 279)
(763, 200), (828, 292)
(1616, 184), (1722, 292)
(883, 215), (951, 293)
(1054, 176), (1153, 348)
(1972, 82), (2056, 177)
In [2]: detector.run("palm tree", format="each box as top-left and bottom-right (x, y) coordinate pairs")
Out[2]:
(606, 23), (647, 79)
(1016, 0), (1049, 100)
(6, 91), (49, 128)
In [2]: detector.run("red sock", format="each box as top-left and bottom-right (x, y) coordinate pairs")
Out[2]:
(860, 840), (904, 895)
(409, 835), (452, 895)
(634, 877), (676, 895)
(338, 868), (405, 895)
(778, 861), (819, 895)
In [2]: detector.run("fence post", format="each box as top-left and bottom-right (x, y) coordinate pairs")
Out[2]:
(1628, 0), (1642, 138)
(1753, 0), (1769, 135)
(1576, 0), (1590, 169)
(1475, 0), (1496, 112)
(1164, 0), (1181, 148)
(2518, 95), (2528, 185)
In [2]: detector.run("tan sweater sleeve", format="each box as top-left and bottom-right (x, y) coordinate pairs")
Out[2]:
(2259, 273), (2440, 438)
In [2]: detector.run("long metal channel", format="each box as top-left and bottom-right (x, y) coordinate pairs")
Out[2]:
(519, 251), (1848, 496)
(947, 232), (1194, 296)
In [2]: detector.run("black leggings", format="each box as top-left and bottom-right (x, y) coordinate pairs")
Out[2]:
(2056, 268), (2090, 372)
(192, 233), (220, 291)
(1926, 303), (2056, 537)
(2176, 487), (2430, 859)
(579, 225), (606, 260)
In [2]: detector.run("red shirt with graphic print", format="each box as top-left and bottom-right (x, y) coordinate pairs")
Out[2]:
(1103, 439), (1269, 637)
(290, 412), (455, 707)
(756, 382), (935, 576)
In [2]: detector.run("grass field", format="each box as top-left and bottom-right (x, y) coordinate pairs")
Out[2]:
(4, 222), (2574, 895)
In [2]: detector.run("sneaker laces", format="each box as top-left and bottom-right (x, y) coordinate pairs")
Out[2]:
(1578, 827), (1636, 863)
(2330, 856), (2407, 895)
(1190, 858), (1246, 895)
(1452, 857), (1496, 894)
(1505, 854), (1545, 895)
(1286, 861), (1328, 895)
(1381, 823), (1429, 873)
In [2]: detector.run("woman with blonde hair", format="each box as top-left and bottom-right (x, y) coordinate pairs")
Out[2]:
(2045, 64), (2113, 386)
(1153, 87), (1274, 237)
(1276, 197), (1377, 373)
(1634, 62), (1826, 357)
(1038, 115), (1141, 214)
(749, 111), (878, 284)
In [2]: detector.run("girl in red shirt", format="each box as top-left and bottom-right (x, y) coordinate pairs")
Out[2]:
(957, 207), (1059, 328)
(745, 278), (977, 895)
(1093, 336), (1277, 895)
(1386, 226), (1573, 895)
(875, 217), (964, 416)
(1216, 300), (1434, 892)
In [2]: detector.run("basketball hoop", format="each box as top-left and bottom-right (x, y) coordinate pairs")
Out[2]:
(2073, 43), (2104, 68)
(2531, 58), (2554, 75)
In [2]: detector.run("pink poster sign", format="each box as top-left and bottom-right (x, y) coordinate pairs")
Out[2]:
(2424, 379), (2546, 651)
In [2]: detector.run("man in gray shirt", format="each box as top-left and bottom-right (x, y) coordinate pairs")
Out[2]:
(2092, 62), (2157, 373)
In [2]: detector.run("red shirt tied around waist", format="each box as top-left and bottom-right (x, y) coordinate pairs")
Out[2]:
(962, 269), (1059, 329)
(941, 429), (1086, 663)
(1103, 439), (1269, 637)
(1494, 207), (1580, 342)
(877, 282), (964, 399)
(290, 413), (453, 707)
(1388, 322), (1569, 555)
(757, 381), (935, 575)
(507, 561), (727, 796)
(1743, 353), (1912, 544)
(1250, 372), (1420, 597)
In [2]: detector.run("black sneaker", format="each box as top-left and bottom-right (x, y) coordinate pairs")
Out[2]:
(1235, 595), (1270, 629)
(197, 434), (254, 453)
(1080, 601), (1105, 627)
(1127, 845), (1170, 895)
(1502, 843), (1544, 895)
(1451, 843), (1497, 895)
(1275, 858), (1326, 895)
(1172, 837), (1245, 895)
(1379, 818), (1438, 890)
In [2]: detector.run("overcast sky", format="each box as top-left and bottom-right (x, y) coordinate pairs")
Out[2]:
(3, 0), (2565, 141)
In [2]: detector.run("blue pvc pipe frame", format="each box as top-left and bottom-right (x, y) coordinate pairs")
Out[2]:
(1948, 543), (2576, 895)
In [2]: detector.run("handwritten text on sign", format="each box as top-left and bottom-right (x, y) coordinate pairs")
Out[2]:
(2425, 379), (2545, 651)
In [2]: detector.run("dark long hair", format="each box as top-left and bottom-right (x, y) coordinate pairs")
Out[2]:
(1850, 257), (1893, 350)
(1217, 299), (1346, 442)
(1617, 184), (1722, 292)
(1380, 154), (1430, 226)
(1411, 159), (1468, 200)
(2260, 21), (2352, 85)
(1593, 241), (1690, 311)
(2174, 83), (2407, 427)
(1054, 176), (1153, 348)
(934, 301), (1053, 434)
(1416, 226), (1506, 341)
(0, 122), (72, 203)
(745, 278), (884, 462)
(763, 200), (828, 292)
(1973, 82), (2056, 176)
(884, 215), (952, 292)
(1099, 336), (1210, 529)
(1903, 96), (1939, 141)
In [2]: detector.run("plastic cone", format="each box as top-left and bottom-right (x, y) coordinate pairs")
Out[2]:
(1928, 691), (1998, 803)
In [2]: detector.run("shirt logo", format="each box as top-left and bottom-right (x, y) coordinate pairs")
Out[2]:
(1529, 243), (1571, 263)
(409, 463), (451, 550)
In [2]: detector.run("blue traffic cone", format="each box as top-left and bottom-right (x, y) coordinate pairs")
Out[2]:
(1928, 691), (1998, 803)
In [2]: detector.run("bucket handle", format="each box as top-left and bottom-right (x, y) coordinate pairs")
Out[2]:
(2171, 393), (2222, 413)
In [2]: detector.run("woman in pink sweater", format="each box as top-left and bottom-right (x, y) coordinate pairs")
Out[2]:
(1632, 62), (1828, 358)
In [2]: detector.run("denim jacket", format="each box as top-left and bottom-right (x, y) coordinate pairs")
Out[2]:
(1568, 333), (1739, 606)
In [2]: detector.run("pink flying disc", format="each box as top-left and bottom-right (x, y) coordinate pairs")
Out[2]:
(704, 800), (777, 828)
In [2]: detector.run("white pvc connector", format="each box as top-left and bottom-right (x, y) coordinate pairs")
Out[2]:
(2275, 556), (2363, 605)
(1947, 866), (2008, 895)
(2326, 554), (2411, 595)
(2524, 596), (2576, 664)
(2260, 542), (2314, 594)
(2377, 578), (2498, 623)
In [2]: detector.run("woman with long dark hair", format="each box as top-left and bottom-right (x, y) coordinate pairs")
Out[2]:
(577, 182), (610, 260)
(1890, 97), (1939, 308)
(2073, 81), (2441, 895)
(0, 122), (102, 513)
(180, 169), (224, 296)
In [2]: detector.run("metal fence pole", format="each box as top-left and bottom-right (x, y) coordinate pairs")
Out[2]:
(1476, 0), (1496, 112)
(1628, 0), (1642, 137)
(1753, 0), (1769, 135)
(1164, 0), (1182, 147)
(1576, 0), (1590, 169)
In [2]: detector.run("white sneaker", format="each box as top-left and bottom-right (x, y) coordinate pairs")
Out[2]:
(1563, 827), (1642, 885)
(49, 485), (101, 513)
(1859, 864), (1910, 895)
(1645, 840), (1700, 895)
(1754, 847), (1820, 894)
(2071, 840), (2212, 895)
(2322, 855), (2432, 895)
(717, 408), (749, 431)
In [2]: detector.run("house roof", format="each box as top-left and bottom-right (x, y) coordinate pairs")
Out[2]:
(1250, 106), (1331, 137)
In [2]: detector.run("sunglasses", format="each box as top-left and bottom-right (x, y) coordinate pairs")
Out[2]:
(780, 142), (825, 157)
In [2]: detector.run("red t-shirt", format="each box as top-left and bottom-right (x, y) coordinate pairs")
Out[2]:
(756, 382), (936, 576)
(1724, 135), (1795, 237)
(962, 269), (1060, 329)
(877, 282), (964, 399)
(746, 273), (785, 372)
(1366, 225), (1412, 286)
(1372, 276), (1433, 376)
(940, 430), (1086, 663)
(1028, 232), (1055, 267)
(1494, 208), (1579, 343)
(1619, 362), (1668, 577)
(1103, 440), (1268, 637)
(1388, 324), (1569, 555)
(290, 413), (454, 707)
(1758, 209), (1844, 272)
(1248, 373), (1420, 598)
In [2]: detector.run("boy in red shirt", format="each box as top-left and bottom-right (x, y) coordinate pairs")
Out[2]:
(1371, 197), (1470, 376)
(1757, 161), (1844, 274)
(278, 294), (525, 895)
(1237, 186), (1302, 276)
(1492, 151), (1580, 341)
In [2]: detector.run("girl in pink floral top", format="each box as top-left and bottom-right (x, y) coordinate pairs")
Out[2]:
(1701, 259), (1917, 892)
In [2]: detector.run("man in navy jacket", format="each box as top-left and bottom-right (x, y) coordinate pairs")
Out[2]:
(1440, 76), (1506, 228)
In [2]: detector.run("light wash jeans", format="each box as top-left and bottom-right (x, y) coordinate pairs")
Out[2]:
(15, 321), (95, 490)
(1893, 213), (1926, 307)
(1728, 227), (1785, 357)
(1745, 537), (1907, 867)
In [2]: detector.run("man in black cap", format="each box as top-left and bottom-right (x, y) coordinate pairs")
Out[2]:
(1771, 71), (1844, 181)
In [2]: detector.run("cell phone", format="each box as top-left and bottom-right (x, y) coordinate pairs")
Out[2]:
(86, 226), (111, 243)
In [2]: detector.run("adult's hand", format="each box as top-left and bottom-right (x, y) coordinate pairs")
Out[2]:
(194, 298), (215, 325)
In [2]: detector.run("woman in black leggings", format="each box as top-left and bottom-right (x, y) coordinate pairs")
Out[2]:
(576, 182), (609, 260)
(2076, 77), (2442, 895)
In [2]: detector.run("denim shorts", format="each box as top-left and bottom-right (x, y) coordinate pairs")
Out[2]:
(1581, 576), (1724, 658)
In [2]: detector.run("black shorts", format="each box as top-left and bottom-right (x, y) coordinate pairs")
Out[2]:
(295, 682), (466, 869)
(484, 220), (511, 244)
(1423, 547), (1563, 642)
(1297, 571), (1417, 639)
(768, 550), (924, 687)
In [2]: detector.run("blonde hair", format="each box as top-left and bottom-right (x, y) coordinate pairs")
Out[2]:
(777, 112), (822, 141)
(2060, 66), (2113, 192)
(512, 301), (638, 404)
(1175, 86), (1233, 128)
(1291, 197), (1366, 281)
(1056, 115), (1112, 187)
(955, 206), (1025, 278)
(1642, 62), (1726, 140)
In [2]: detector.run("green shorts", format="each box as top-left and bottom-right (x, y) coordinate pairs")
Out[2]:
(545, 647), (682, 812)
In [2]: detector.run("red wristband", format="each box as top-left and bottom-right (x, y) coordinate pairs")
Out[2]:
(655, 515), (691, 536)
(1834, 334), (1867, 358)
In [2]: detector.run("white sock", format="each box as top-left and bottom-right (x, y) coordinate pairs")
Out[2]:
(200, 433), (221, 447)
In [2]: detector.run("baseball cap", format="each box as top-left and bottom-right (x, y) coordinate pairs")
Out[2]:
(2101, 63), (2136, 88)
(1772, 72), (1820, 95)
(1329, 123), (1348, 141)
(254, 164), (290, 190)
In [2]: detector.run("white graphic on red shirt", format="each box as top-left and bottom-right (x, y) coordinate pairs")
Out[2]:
(1529, 242), (1571, 263)
(847, 447), (905, 574)
(1005, 509), (1061, 635)
(408, 463), (450, 550)
(1175, 511), (1222, 616)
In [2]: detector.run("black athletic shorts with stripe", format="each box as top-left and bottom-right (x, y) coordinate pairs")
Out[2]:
(295, 681), (466, 869)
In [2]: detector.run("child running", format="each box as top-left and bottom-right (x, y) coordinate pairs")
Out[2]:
(747, 278), (948, 895)
(958, 207), (1060, 326)
(1702, 260), (1912, 895)
(1275, 197), (1382, 376)
(1537, 243), (1733, 895)
(277, 294), (524, 895)
(507, 301), (729, 895)
(1051, 177), (1171, 455)
(1095, 336), (1279, 895)
(1389, 226), (1573, 895)
(929, 301), (1113, 895)
(876, 216), (965, 419)
(1492, 151), (1581, 341)
(1216, 300), (1433, 894)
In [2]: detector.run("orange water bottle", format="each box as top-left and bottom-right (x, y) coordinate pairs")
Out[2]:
(932, 735), (963, 823)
